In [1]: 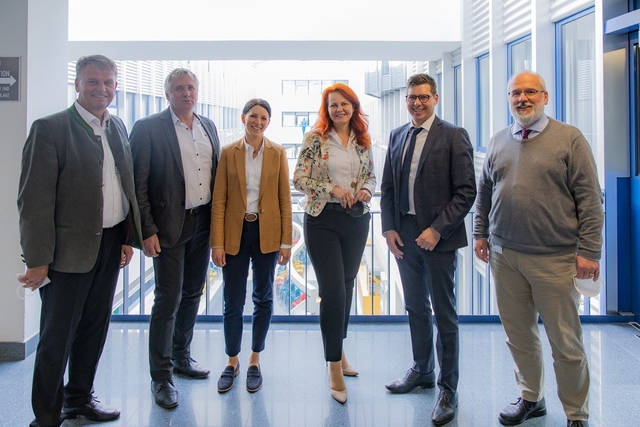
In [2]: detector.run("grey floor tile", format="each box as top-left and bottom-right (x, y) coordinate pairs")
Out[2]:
(3, 322), (638, 426)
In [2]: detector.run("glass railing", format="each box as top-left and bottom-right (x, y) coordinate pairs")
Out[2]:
(112, 195), (606, 318)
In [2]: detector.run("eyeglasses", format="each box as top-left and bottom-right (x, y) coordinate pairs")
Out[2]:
(406, 94), (433, 103)
(508, 89), (545, 99)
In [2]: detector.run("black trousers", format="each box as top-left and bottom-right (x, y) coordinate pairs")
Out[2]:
(304, 208), (370, 361)
(32, 222), (125, 427)
(148, 207), (211, 381)
(396, 214), (459, 392)
(222, 219), (278, 357)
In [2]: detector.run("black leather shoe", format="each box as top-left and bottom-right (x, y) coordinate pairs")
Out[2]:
(172, 357), (210, 379)
(29, 418), (63, 427)
(62, 396), (120, 422)
(499, 397), (546, 425)
(246, 365), (263, 393)
(431, 389), (458, 426)
(567, 420), (589, 427)
(151, 378), (178, 409)
(385, 368), (436, 393)
(217, 362), (240, 393)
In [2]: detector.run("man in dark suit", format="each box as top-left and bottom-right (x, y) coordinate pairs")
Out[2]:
(130, 68), (221, 409)
(17, 55), (142, 427)
(380, 73), (476, 426)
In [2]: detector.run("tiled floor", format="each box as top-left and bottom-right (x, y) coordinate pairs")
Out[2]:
(2, 322), (640, 427)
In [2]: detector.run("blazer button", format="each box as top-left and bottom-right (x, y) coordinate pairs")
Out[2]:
(95, 231), (102, 236)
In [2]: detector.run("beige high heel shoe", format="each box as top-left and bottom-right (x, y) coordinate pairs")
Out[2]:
(341, 349), (359, 377)
(328, 361), (347, 404)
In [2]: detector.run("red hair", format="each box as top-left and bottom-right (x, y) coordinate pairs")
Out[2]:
(312, 83), (371, 149)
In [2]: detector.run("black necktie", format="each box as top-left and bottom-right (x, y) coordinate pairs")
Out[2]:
(399, 127), (422, 215)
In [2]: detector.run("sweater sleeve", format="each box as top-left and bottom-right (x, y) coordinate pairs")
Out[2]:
(569, 133), (604, 260)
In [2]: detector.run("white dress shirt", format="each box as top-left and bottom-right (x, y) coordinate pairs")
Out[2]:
(403, 114), (436, 215)
(327, 129), (360, 202)
(244, 138), (264, 214)
(75, 101), (129, 228)
(170, 108), (213, 209)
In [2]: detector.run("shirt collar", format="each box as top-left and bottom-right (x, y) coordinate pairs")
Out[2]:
(412, 113), (436, 132)
(75, 100), (109, 126)
(169, 107), (200, 126)
(244, 138), (265, 155)
(328, 128), (356, 146)
(511, 114), (549, 136)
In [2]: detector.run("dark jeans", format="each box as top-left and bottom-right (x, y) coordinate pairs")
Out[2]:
(222, 219), (278, 357)
(304, 208), (370, 361)
(396, 214), (459, 392)
(32, 222), (125, 427)
(148, 208), (211, 381)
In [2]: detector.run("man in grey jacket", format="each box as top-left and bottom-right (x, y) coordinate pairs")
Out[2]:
(17, 55), (142, 427)
(474, 71), (602, 427)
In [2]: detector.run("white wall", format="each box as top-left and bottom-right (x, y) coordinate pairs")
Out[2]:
(0, 0), (68, 352)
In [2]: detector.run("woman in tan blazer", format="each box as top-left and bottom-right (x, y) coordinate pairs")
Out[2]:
(210, 98), (292, 394)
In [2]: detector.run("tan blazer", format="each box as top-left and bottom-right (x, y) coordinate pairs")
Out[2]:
(210, 137), (292, 255)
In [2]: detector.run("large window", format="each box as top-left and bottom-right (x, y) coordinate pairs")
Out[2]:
(557, 8), (596, 157)
(282, 112), (317, 127)
(507, 36), (532, 123)
(282, 79), (348, 95)
(508, 35), (532, 77)
(476, 54), (490, 150)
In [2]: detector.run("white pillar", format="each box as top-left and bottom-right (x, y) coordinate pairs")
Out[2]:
(0, 0), (68, 360)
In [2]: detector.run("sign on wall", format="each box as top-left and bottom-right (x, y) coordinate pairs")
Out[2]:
(0, 57), (20, 101)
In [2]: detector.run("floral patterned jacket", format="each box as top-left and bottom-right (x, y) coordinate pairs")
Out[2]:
(293, 132), (376, 216)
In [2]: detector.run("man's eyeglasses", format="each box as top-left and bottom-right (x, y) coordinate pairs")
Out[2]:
(508, 89), (545, 99)
(406, 94), (433, 103)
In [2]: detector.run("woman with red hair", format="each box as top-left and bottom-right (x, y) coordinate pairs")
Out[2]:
(293, 83), (376, 404)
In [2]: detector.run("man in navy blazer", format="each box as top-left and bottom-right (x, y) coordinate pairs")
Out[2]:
(380, 73), (476, 426)
(130, 68), (220, 409)
(18, 55), (142, 427)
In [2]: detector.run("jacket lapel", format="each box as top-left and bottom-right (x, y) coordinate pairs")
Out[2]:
(259, 138), (275, 202)
(394, 123), (411, 182)
(417, 116), (441, 174)
(233, 139), (248, 210)
(160, 108), (185, 179)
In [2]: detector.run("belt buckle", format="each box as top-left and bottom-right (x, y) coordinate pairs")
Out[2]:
(244, 213), (258, 222)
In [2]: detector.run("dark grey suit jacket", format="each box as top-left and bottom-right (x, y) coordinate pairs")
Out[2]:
(380, 116), (477, 251)
(129, 108), (221, 248)
(18, 105), (143, 273)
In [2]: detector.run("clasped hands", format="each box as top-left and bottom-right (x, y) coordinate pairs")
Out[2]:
(385, 227), (441, 259)
(331, 186), (371, 209)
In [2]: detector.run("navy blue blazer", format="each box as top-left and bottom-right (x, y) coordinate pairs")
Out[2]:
(380, 116), (477, 252)
(130, 108), (221, 248)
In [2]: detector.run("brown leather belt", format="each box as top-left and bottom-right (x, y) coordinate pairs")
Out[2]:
(244, 213), (258, 222)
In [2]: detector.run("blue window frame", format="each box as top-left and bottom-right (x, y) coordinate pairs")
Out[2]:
(476, 53), (490, 151)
